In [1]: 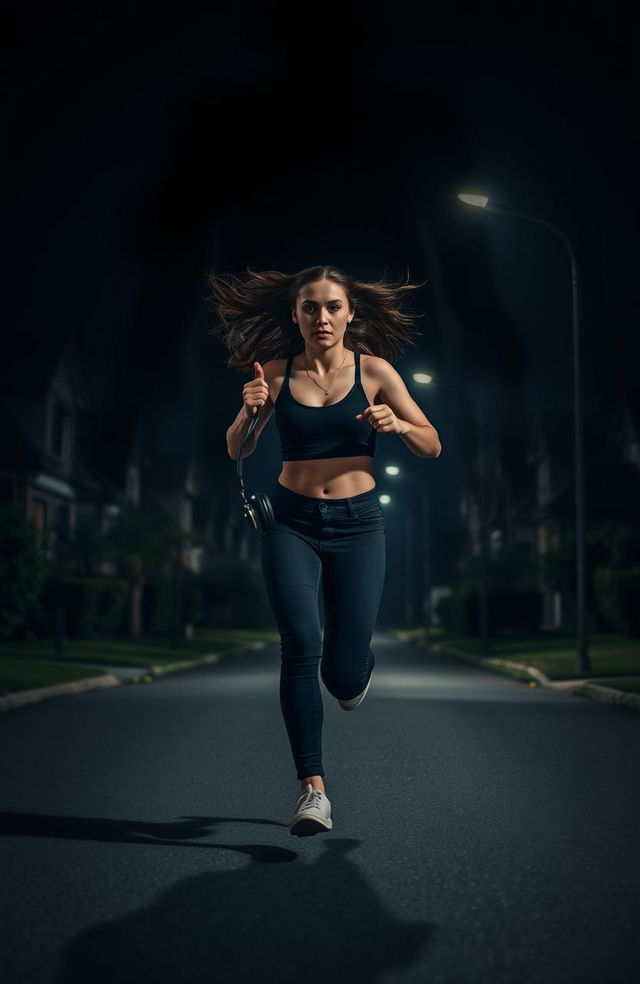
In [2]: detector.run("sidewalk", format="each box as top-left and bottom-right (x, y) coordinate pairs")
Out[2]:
(0, 644), (267, 714)
(424, 639), (640, 713)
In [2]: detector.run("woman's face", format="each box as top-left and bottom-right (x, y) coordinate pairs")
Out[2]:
(292, 279), (353, 350)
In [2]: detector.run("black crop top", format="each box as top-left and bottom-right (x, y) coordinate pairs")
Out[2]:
(274, 350), (378, 462)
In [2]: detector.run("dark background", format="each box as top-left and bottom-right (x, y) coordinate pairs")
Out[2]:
(4, 0), (638, 585)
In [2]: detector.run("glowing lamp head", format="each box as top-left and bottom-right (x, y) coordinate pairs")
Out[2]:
(457, 193), (489, 208)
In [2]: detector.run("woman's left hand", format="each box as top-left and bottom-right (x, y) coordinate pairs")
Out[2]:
(355, 404), (403, 434)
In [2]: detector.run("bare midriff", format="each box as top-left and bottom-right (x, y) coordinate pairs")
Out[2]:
(272, 352), (379, 499)
(278, 458), (376, 499)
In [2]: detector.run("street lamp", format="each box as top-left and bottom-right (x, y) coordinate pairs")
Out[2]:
(457, 192), (590, 673)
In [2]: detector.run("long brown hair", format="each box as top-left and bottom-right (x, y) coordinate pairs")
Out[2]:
(207, 264), (427, 371)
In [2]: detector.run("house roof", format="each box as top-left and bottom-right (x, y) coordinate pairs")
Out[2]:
(0, 399), (110, 496)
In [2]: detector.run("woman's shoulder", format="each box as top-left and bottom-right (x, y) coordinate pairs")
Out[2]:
(360, 353), (389, 368)
(264, 357), (288, 386)
(360, 353), (390, 382)
(261, 358), (289, 407)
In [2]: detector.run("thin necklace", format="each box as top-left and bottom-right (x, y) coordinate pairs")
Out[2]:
(303, 347), (350, 397)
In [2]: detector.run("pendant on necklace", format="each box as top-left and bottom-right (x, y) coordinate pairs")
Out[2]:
(324, 390), (329, 396)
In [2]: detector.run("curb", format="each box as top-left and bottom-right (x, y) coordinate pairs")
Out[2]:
(567, 680), (640, 711)
(0, 673), (120, 713)
(139, 651), (223, 681)
(427, 641), (640, 713)
(0, 644), (270, 714)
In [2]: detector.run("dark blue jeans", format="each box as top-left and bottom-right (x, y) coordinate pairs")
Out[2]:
(259, 480), (386, 780)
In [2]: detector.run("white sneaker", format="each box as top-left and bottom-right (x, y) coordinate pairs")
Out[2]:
(338, 668), (374, 711)
(288, 783), (333, 836)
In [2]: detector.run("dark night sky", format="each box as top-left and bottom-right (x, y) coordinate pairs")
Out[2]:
(3, 1), (638, 574)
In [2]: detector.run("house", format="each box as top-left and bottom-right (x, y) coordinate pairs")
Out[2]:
(458, 406), (573, 629)
(0, 330), (98, 565)
(144, 447), (208, 573)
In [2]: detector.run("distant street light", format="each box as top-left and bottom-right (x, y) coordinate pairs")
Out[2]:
(457, 192), (590, 673)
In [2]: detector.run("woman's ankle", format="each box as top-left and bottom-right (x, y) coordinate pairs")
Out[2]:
(299, 776), (325, 793)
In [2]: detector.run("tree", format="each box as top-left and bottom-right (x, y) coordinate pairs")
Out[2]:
(0, 503), (47, 639)
(103, 507), (178, 638)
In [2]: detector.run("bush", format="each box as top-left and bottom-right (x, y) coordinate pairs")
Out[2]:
(0, 504), (47, 639)
(593, 566), (640, 636)
(435, 594), (455, 632)
(30, 575), (129, 639)
(436, 581), (479, 635)
(183, 568), (206, 626)
(95, 578), (129, 635)
(437, 579), (543, 636)
(142, 569), (212, 639)
(199, 558), (275, 629)
(489, 589), (542, 633)
(591, 519), (640, 568)
(142, 573), (173, 637)
(540, 523), (629, 631)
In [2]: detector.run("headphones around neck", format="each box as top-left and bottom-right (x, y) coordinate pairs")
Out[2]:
(236, 409), (276, 531)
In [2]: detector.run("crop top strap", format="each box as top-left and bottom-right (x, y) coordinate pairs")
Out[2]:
(284, 353), (293, 380)
(354, 349), (361, 385)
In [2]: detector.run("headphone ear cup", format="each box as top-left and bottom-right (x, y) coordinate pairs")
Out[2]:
(247, 492), (275, 530)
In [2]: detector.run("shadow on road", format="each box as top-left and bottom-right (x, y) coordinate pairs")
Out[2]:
(1, 810), (432, 982)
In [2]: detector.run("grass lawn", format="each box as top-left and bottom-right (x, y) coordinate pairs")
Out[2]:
(0, 628), (281, 695)
(393, 626), (640, 690)
(580, 676), (640, 693)
(0, 657), (107, 695)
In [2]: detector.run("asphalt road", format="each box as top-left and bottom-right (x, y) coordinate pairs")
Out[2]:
(1, 634), (639, 984)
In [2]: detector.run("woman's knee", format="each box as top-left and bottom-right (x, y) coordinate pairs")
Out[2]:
(320, 645), (374, 698)
(280, 628), (323, 666)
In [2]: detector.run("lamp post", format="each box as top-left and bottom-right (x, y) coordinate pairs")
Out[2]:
(457, 193), (590, 673)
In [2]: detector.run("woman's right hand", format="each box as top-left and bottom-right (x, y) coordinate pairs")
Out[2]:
(243, 362), (270, 420)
